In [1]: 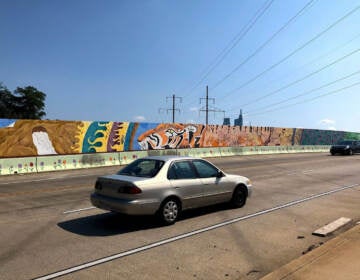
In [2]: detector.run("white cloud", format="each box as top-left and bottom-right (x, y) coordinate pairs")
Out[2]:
(319, 119), (336, 125)
(133, 115), (146, 122)
(319, 119), (336, 130)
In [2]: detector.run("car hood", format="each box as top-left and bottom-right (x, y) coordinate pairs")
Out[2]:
(331, 145), (349, 148)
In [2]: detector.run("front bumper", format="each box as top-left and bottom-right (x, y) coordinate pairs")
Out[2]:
(330, 147), (349, 154)
(90, 193), (160, 215)
(247, 184), (253, 198)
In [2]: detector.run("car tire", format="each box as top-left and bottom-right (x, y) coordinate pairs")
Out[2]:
(348, 149), (353, 155)
(158, 198), (181, 225)
(230, 185), (247, 208)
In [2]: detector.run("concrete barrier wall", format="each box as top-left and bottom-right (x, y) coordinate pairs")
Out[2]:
(1, 118), (357, 158)
(0, 145), (330, 176)
(0, 157), (38, 175)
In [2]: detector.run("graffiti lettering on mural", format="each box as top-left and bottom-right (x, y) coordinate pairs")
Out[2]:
(137, 124), (205, 149)
(1, 119), (360, 158)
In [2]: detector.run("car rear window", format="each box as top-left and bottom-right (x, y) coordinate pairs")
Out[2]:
(117, 159), (164, 178)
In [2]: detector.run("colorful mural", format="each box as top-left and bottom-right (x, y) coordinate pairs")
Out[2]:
(1, 118), (360, 158)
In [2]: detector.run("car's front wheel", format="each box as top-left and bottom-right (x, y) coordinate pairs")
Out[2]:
(231, 185), (247, 208)
(158, 198), (181, 225)
(348, 149), (354, 155)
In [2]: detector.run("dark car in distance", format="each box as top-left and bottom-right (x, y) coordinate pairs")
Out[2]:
(330, 140), (360, 155)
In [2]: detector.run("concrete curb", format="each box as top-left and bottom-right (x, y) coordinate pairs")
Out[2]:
(260, 224), (360, 280)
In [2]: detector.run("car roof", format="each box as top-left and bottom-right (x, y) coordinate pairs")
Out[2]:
(142, 155), (199, 162)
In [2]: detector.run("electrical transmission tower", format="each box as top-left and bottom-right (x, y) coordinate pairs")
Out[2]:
(159, 94), (182, 123)
(200, 86), (225, 125)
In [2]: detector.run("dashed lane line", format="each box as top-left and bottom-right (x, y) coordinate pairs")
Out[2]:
(63, 207), (96, 214)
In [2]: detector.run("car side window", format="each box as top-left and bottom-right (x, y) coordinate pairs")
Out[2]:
(168, 161), (197, 180)
(193, 160), (219, 178)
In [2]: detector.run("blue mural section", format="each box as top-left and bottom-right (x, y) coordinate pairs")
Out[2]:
(0, 119), (16, 128)
(82, 122), (110, 153)
(127, 122), (160, 151)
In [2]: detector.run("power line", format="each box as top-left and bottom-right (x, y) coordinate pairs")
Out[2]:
(226, 47), (360, 111)
(226, 31), (360, 114)
(256, 31), (360, 91)
(219, 4), (360, 99)
(245, 68), (360, 115)
(211, 0), (317, 90)
(181, 0), (275, 99)
(245, 81), (360, 117)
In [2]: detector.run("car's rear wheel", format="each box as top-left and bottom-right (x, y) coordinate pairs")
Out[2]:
(231, 185), (247, 208)
(158, 198), (180, 225)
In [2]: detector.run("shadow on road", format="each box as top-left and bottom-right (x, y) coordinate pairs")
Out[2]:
(58, 203), (231, 237)
(58, 212), (160, 236)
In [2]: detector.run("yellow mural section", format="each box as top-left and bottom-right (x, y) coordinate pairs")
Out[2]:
(0, 120), (82, 157)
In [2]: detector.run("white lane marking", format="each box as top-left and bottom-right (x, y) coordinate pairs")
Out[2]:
(0, 174), (91, 185)
(287, 169), (313, 175)
(63, 207), (96, 214)
(34, 183), (359, 280)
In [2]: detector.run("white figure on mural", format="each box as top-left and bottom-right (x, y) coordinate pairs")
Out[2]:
(32, 129), (57, 155)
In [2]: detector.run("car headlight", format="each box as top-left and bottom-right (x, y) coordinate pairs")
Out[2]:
(246, 179), (252, 185)
(346, 145), (350, 149)
(95, 181), (102, 190)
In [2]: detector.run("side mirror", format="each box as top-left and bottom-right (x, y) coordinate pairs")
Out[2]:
(216, 171), (225, 178)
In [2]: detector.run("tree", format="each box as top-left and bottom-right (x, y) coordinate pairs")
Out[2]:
(0, 83), (14, 118)
(0, 83), (46, 119)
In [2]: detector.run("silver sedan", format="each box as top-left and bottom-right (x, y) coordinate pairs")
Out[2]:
(90, 155), (252, 225)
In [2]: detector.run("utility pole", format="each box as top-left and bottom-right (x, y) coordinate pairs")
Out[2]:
(200, 85), (224, 125)
(159, 94), (182, 123)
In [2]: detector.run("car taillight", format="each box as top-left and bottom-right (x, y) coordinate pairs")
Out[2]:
(118, 186), (142, 194)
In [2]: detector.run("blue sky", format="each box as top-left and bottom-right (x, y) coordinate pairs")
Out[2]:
(1, 0), (360, 132)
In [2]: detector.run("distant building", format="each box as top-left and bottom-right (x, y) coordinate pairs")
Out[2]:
(223, 117), (230, 125)
(234, 110), (243, 126)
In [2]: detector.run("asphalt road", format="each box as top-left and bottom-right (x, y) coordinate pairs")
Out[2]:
(0, 153), (359, 280)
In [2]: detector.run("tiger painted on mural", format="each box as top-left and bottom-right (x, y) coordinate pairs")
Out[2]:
(137, 123), (205, 150)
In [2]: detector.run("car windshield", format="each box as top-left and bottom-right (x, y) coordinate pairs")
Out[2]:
(337, 140), (353, 145)
(117, 159), (165, 178)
